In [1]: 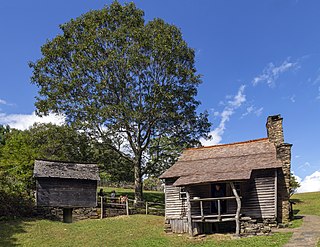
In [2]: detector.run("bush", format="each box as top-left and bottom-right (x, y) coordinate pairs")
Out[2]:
(0, 190), (34, 219)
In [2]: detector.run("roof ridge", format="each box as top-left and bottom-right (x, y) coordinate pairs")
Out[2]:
(35, 159), (97, 165)
(178, 152), (274, 163)
(186, 137), (269, 151)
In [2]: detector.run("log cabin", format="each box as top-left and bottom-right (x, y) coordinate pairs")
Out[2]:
(159, 115), (292, 236)
(34, 160), (100, 222)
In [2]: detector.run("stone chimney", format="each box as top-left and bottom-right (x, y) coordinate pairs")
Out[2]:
(266, 114), (292, 223)
(266, 115), (284, 146)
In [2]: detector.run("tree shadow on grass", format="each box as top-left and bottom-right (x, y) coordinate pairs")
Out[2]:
(290, 198), (302, 204)
(0, 213), (71, 246)
(0, 218), (37, 247)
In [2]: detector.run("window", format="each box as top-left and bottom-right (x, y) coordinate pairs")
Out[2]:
(180, 187), (187, 199)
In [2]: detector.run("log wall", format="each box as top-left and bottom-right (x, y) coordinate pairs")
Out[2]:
(242, 169), (276, 219)
(164, 178), (187, 220)
(36, 178), (97, 208)
(164, 168), (278, 234)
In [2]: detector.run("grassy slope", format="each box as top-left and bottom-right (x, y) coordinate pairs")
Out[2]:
(0, 215), (291, 247)
(291, 191), (320, 216)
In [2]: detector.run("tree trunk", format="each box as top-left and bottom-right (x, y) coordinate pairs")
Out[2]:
(134, 158), (143, 204)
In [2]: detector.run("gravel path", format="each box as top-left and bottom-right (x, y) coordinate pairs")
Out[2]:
(281, 215), (320, 247)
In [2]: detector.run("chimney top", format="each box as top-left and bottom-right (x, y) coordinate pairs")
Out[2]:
(267, 114), (283, 122)
(266, 114), (284, 146)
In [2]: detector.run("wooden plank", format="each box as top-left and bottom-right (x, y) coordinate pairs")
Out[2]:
(36, 178), (97, 208)
(100, 196), (103, 219)
(186, 190), (193, 236)
(190, 196), (236, 202)
(274, 169), (278, 219)
(191, 214), (236, 218)
(200, 201), (204, 220)
(217, 199), (221, 221)
(193, 218), (236, 223)
(126, 198), (129, 216)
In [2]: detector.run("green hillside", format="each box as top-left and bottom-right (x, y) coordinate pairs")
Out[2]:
(291, 191), (320, 216)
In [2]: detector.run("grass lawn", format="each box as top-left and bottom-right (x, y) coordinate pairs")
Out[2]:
(0, 215), (292, 247)
(287, 191), (320, 229)
(291, 191), (320, 216)
(1, 191), (319, 246)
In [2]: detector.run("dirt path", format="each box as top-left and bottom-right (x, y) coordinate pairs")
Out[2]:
(278, 215), (320, 247)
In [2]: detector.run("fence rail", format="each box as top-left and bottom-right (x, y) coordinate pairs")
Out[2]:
(98, 196), (164, 218)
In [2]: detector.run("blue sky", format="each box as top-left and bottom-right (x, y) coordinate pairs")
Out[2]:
(0, 0), (319, 192)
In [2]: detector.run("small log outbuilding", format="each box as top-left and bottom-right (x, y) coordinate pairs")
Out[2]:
(34, 160), (100, 222)
(159, 115), (292, 236)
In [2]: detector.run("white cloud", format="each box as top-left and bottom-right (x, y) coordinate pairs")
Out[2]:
(297, 170), (320, 193)
(0, 99), (7, 105)
(312, 67), (320, 85)
(298, 161), (311, 171)
(290, 94), (296, 103)
(0, 111), (65, 130)
(252, 58), (298, 87)
(201, 85), (246, 146)
(242, 105), (263, 118)
(316, 86), (320, 100)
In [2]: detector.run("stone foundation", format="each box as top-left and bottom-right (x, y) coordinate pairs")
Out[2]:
(35, 206), (100, 221)
(240, 217), (277, 236)
(35, 206), (128, 221)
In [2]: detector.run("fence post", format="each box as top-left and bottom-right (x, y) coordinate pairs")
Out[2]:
(100, 196), (103, 219)
(126, 198), (129, 216)
(200, 200), (204, 221)
(218, 199), (221, 221)
(145, 202), (148, 215)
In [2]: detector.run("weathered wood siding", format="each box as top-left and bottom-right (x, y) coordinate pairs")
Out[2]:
(36, 178), (97, 208)
(165, 178), (187, 220)
(242, 169), (276, 219)
(165, 169), (278, 234)
(188, 184), (211, 216)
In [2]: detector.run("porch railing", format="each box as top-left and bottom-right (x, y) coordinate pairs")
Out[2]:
(190, 196), (240, 222)
(186, 182), (242, 236)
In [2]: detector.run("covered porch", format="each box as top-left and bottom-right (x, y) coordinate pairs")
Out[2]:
(184, 181), (242, 236)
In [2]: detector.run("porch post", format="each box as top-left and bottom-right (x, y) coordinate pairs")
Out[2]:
(186, 189), (193, 236)
(230, 182), (241, 236)
(274, 169), (278, 220)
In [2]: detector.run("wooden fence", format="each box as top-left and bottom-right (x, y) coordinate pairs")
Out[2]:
(98, 196), (164, 219)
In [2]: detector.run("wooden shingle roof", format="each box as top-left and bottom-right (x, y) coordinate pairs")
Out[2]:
(159, 138), (282, 186)
(34, 160), (100, 181)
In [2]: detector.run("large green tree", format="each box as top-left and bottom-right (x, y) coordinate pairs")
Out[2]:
(29, 2), (211, 201)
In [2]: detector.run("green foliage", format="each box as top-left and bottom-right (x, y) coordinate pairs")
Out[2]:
(29, 123), (96, 163)
(143, 176), (163, 191)
(0, 125), (10, 146)
(0, 128), (36, 194)
(29, 2), (211, 201)
(290, 173), (300, 196)
(0, 127), (37, 217)
(0, 123), (134, 217)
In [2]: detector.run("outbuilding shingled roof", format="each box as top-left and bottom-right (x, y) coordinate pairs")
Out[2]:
(159, 138), (283, 186)
(34, 160), (100, 181)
